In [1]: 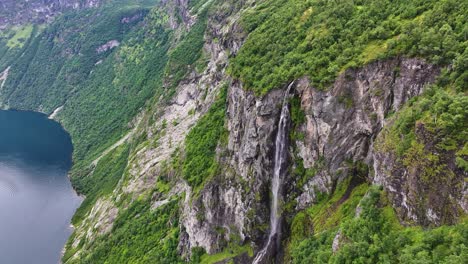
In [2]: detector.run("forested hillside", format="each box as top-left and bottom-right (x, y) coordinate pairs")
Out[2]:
(0, 0), (466, 263)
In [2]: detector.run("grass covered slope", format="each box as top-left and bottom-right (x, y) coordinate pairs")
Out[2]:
(230, 0), (466, 94)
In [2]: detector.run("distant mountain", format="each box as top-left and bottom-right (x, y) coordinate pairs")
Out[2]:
(0, 0), (100, 29)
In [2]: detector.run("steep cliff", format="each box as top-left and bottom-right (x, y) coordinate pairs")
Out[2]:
(294, 58), (441, 209)
(0, 0), (466, 263)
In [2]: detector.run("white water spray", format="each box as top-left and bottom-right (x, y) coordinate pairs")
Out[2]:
(253, 82), (294, 264)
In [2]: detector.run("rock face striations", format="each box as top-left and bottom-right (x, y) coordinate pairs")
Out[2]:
(190, 56), (459, 261)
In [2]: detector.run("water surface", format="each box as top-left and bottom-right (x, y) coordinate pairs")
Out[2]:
(0, 110), (82, 264)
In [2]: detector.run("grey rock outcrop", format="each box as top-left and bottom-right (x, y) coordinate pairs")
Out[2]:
(374, 121), (467, 226)
(179, 80), (290, 257)
(294, 58), (440, 210)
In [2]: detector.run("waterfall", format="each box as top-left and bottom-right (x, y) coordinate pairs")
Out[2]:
(253, 82), (293, 264)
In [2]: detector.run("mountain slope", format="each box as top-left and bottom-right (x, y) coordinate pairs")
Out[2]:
(0, 0), (466, 263)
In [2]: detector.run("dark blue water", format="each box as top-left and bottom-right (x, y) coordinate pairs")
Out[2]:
(0, 110), (82, 264)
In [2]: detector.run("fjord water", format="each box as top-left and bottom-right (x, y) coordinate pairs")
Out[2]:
(0, 110), (81, 264)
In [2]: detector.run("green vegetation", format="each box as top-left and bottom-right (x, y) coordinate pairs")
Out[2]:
(291, 177), (369, 241)
(183, 85), (228, 187)
(57, 3), (171, 168)
(165, 9), (208, 89)
(6, 25), (34, 48)
(0, 1), (171, 173)
(54, 0), (219, 260)
(291, 157), (323, 191)
(1, 0), (466, 263)
(290, 96), (306, 127)
(65, 198), (182, 264)
(377, 87), (467, 169)
(290, 186), (468, 263)
(196, 244), (253, 264)
(59, 0), (219, 258)
(230, 0), (467, 94)
(71, 144), (130, 225)
(0, 24), (40, 72)
(0, 0), (219, 180)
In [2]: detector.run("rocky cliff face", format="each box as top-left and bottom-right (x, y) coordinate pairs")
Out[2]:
(64, 0), (252, 260)
(292, 57), (467, 227)
(294, 58), (441, 209)
(184, 57), (448, 257)
(179, 82), (287, 257)
(66, 3), (467, 260)
(55, 0), (466, 262)
(374, 111), (467, 226)
(0, 0), (100, 29)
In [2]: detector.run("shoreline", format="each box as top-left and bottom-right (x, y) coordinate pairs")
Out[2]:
(0, 108), (83, 263)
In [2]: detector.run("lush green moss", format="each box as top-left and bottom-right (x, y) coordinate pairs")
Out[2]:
(290, 211), (314, 244)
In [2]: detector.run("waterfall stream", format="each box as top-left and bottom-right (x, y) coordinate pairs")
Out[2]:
(253, 82), (293, 264)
